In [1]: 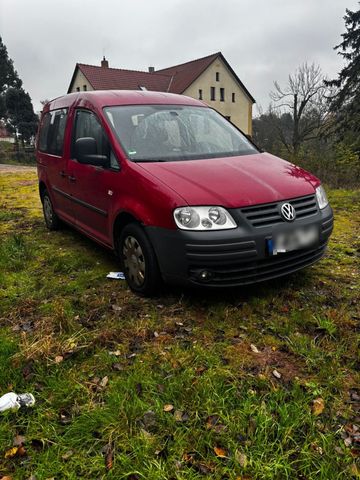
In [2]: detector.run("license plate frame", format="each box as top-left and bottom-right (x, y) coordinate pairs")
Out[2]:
(267, 226), (319, 256)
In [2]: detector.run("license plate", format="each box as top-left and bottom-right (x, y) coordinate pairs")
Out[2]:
(267, 226), (318, 255)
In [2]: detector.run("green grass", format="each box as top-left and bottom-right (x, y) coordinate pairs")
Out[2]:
(0, 171), (359, 479)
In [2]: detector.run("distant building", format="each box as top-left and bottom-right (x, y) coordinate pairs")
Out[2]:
(68, 52), (255, 135)
(0, 123), (14, 143)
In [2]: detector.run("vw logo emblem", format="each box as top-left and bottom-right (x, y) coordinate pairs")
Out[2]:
(281, 202), (296, 221)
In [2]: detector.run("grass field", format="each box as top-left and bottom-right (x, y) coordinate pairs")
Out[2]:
(0, 170), (359, 479)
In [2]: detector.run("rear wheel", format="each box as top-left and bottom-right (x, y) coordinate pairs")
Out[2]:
(42, 190), (61, 230)
(118, 223), (162, 296)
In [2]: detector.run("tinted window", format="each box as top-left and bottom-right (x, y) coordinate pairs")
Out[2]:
(38, 109), (68, 156)
(72, 110), (119, 169)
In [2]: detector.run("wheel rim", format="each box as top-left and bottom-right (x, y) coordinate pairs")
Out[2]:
(43, 196), (53, 224)
(123, 235), (146, 287)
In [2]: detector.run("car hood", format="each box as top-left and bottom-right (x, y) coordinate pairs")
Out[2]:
(137, 152), (320, 208)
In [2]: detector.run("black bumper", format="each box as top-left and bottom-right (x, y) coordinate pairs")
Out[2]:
(145, 201), (334, 288)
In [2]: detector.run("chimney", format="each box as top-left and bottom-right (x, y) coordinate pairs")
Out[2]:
(101, 56), (109, 68)
(148, 66), (155, 73)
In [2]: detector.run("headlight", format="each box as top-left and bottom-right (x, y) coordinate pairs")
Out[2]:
(315, 185), (329, 209)
(173, 206), (237, 230)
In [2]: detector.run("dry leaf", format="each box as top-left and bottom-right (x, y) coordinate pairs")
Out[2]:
(0, 476), (13, 480)
(61, 450), (74, 461)
(312, 397), (325, 416)
(350, 463), (360, 477)
(54, 355), (64, 364)
(105, 448), (114, 470)
(235, 450), (248, 467)
(213, 446), (228, 458)
(174, 410), (183, 421)
(4, 447), (19, 459)
(100, 376), (109, 388)
(250, 344), (259, 353)
(13, 435), (26, 446)
(109, 350), (121, 356)
(163, 404), (174, 412)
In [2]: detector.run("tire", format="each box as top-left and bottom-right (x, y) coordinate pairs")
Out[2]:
(118, 223), (162, 296)
(42, 190), (61, 231)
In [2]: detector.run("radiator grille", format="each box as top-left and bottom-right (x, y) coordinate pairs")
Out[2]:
(241, 195), (318, 228)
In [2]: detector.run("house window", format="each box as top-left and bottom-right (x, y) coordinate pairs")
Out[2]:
(198, 89), (203, 100)
(216, 72), (220, 81)
(83, 85), (87, 91)
(232, 93), (235, 103)
(76, 87), (80, 92)
(220, 88), (225, 102)
(210, 87), (215, 101)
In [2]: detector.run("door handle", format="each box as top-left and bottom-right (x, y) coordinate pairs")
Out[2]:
(68, 176), (76, 182)
(59, 170), (67, 177)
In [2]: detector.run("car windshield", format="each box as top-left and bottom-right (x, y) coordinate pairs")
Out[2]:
(104, 105), (258, 162)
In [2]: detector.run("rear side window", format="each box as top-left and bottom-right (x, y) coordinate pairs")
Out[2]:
(38, 109), (68, 156)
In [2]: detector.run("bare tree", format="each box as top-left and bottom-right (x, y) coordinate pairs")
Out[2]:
(270, 63), (331, 156)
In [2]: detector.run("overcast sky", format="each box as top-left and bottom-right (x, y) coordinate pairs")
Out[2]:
(1, 0), (357, 114)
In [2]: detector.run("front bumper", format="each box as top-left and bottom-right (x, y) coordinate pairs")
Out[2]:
(146, 198), (334, 288)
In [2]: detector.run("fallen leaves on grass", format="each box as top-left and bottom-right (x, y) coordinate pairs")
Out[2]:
(213, 446), (228, 458)
(61, 450), (74, 461)
(13, 435), (26, 446)
(141, 411), (157, 430)
(101, 443), (114, 471)
(312, 397), (325, 416)
(163, 404), (174, 412)
(235, 450), (248, 467)
(174, 410), (189, 422)
(4, 446), (26, 459)
(206, 414), (226, 432)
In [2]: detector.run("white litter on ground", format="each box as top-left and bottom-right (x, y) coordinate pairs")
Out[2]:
(106, 272), (125, 280)
(0, 392), (35, 413)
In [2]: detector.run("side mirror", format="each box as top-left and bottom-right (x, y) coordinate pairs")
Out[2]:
(75, 137), (109, 167)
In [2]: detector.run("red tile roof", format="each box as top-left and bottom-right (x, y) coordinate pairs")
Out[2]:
(156, 52), (220, 94)
(75, 64), (171, 92)
(68, 52), (255, 103)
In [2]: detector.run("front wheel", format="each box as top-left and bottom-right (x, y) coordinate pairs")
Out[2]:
(118, 223), (162, 296)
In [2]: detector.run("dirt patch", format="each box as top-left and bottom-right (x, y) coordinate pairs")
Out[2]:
(0, 164), (36, 174)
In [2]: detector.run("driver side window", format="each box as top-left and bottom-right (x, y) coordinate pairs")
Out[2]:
(72, 110), (119, 169)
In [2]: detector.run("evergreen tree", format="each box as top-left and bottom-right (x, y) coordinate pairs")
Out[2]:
(0, 36), (37, 143)
(326, 5), (360, 147)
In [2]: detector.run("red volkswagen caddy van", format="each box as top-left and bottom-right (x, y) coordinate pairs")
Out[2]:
(36, 90), (333, 295)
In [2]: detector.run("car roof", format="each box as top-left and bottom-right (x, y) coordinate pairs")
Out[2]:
(44, 90), (206, 112)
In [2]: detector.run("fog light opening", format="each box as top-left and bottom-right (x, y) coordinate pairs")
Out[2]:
(198, 270), (212, 282)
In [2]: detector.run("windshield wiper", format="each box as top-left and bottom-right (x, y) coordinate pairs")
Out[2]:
(132, 158), (168, 163)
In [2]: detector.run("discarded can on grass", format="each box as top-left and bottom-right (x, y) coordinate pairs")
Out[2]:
(0, 392), (35, 412)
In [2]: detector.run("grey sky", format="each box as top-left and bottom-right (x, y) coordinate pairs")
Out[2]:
(1, 0), (357, 114)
